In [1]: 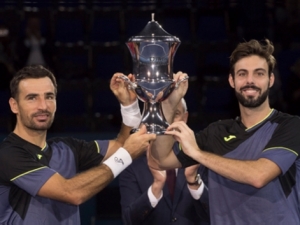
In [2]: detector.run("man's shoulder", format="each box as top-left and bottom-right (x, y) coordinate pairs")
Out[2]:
(47, 136), (73, 142)
(271, 111), (300, 129)
(0, 139), (27, 163)
(0, 133), (23, 152)
(47, 136), (82, 148)
(273, 111), (300, 122)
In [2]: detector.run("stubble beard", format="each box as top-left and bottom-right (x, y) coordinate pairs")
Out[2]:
(21, 111), (54, 131)
(235, 86), (270, 108)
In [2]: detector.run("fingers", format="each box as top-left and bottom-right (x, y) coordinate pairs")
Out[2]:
(137, 125), (156, 141)
(110, 73), (137, 105)
(129, 125), (156, 149)
(137, 124), (147, 134)
(111, 72), (124, 81)
(110, 73), (126, 86)
(110, 73), (123, 90)
(174, 71), (188, 81)
(127, 73), (136, 82)
(165, 121), (189, 133)
(164, 122), (193, 144)
(110, 74), (136, 109)
(145, 133), (156, 142)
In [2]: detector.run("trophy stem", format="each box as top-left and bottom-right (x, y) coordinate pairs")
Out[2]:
(140, 101), (170, 135)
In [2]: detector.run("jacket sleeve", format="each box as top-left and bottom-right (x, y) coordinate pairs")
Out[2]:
(193, 166), (210, 224)
(119, 163), (156, 225)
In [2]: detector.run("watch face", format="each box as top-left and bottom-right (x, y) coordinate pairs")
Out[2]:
(195, 174), (201, 184)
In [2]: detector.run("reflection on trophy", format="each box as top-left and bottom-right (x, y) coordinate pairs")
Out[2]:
(120, 14), (188, 134)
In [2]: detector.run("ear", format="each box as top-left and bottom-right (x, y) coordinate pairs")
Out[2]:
(269, 73), (275, 88)
(9, 97), (18, 114)
(228, 74), (235, 88)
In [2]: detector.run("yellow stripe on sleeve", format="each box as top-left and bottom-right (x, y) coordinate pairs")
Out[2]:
(94, 140), (100, 154)
(263, 147), (298, 156)
(10, 166), (48, 181)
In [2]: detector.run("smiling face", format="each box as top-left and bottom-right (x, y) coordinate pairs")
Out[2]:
(228, 55), (274, 108)
(9, 77), (56, 132)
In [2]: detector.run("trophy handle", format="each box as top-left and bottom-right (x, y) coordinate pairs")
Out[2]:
(117, 75), (137, 89)
(175, 75), (189, 89)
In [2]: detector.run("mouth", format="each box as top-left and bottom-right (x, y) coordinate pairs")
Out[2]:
(242, 88), (258, 94)
(33, 113), (50, 121)
(240, 86), (260, 96)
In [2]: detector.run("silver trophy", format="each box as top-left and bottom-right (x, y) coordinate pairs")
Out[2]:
(120, 14), (188, 134)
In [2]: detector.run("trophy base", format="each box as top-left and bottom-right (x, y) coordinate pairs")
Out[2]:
(130, 124), (167, 135)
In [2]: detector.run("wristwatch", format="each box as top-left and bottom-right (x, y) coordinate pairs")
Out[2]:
(187, 174), (202, 186)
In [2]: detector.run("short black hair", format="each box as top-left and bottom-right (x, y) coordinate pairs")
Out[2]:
(10, 65), (57, 99)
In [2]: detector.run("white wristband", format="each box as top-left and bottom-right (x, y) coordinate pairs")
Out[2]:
(121, 99), (142, 128)
(103, 147), (132, 178)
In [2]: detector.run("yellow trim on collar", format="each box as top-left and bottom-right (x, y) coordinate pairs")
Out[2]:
(246, 109), (274, 131)
(41, 142), (47, 151)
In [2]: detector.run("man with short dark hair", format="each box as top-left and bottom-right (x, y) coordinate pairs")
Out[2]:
(149, 39), (300, 224)
(0, 65), (156, 224)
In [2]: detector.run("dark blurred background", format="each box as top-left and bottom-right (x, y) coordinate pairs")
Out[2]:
(0, 0), (300, 224)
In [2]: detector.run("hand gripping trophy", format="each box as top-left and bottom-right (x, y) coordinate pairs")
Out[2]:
(120, 14), (188, 134)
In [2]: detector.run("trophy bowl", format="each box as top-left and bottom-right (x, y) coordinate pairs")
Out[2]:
(120, 14), (187, 134)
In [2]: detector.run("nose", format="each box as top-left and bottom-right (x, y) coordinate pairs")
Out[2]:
(37, 98), (48, 110)
(245, 73), (254, 84)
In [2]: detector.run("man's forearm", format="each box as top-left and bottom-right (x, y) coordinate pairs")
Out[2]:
(38, 148), (132, 205)
(150, 77), (187, 168)
(104, 123), (133, 161)
(150, 98), (177, 167)
(113, 99), (142, 150)
(193, 150), (281, 188)
(38, 164), (114, 205)
(115, 123), (133, 146)
(150, 135), (174, 163)
(149, 98), (175, 164)
(65, 164), (114, 204)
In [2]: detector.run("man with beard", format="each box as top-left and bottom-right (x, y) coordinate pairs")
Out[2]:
(147, 39), (300, 224)
(0, 65), (156, 224)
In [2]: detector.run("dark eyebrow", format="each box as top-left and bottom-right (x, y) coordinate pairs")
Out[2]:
(236, 69), (247, 74)
(254, 68), (267, 73)
(45, 92), (56, 96)
(25, 93), (38, 99)
(25, 92), (56, 99)
(236, 68), (267, 74)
